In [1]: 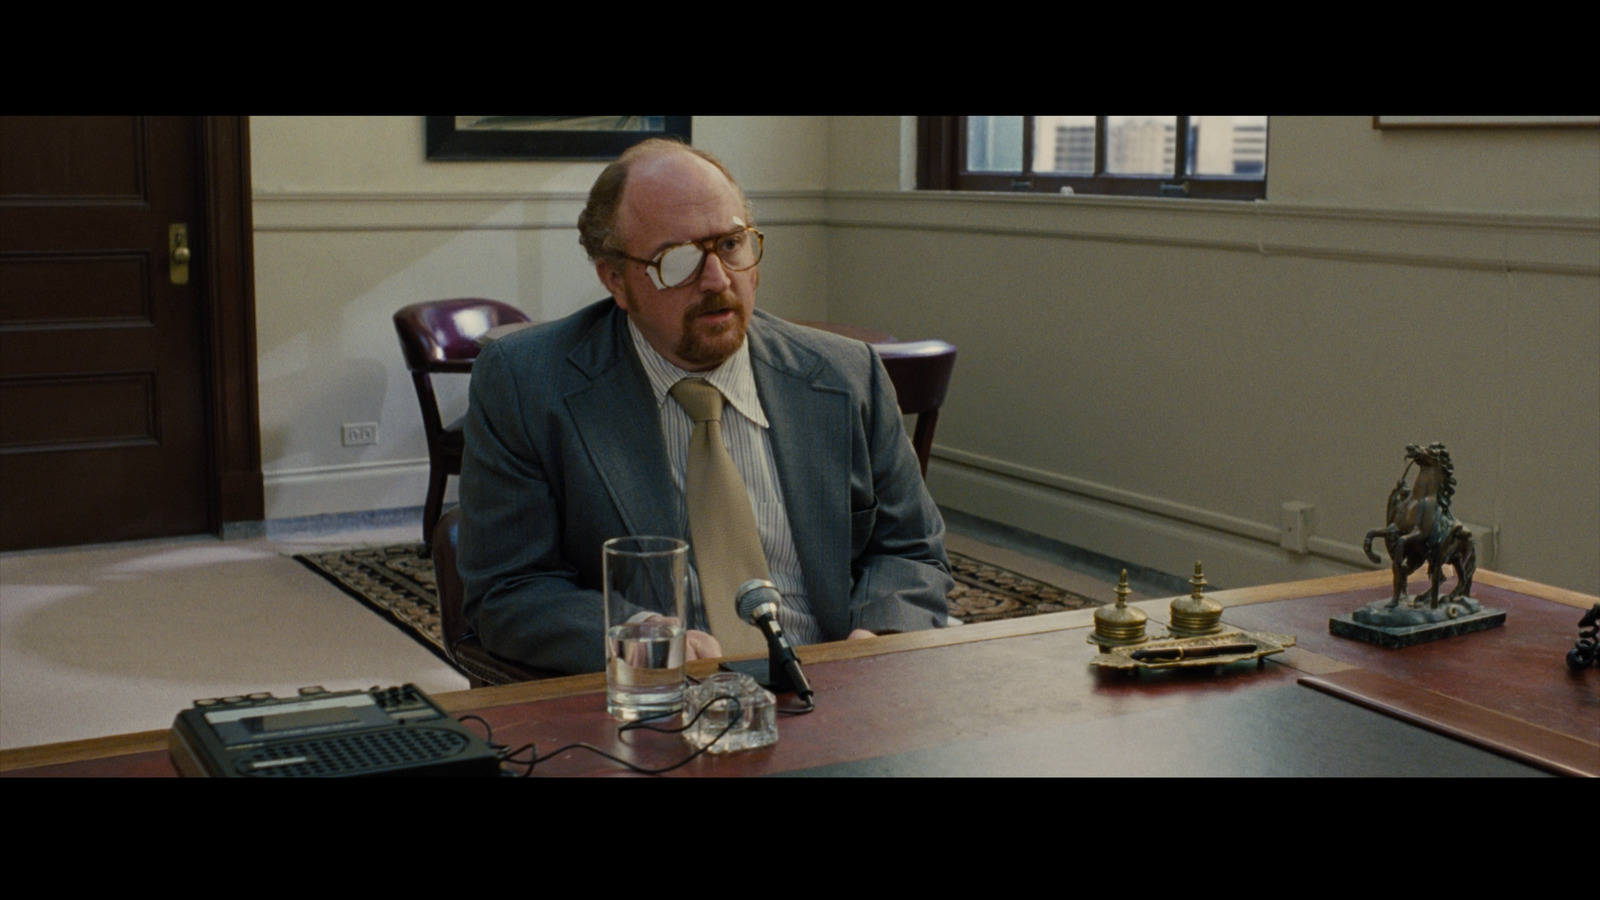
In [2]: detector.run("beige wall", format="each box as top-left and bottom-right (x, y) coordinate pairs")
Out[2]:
(248, 116), (1600, 594)
(1269, 115), (1600, 215)
(250, 116), (830, 520)
(825, 116), (1599, 594)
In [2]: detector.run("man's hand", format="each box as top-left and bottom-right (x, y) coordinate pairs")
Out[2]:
(684, 629), (723, 661)
(846, 628), (877, 640)
(641, 614), (723, 661)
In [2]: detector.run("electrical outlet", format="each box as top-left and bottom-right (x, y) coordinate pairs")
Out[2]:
(1280, 501), (1314, 554)
(342, 422), (379, 447)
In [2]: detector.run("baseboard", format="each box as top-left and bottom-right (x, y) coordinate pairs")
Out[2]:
(928, 454), (1363, 591)
(263, 459), (450, 521)
(222, 506), (429, 541)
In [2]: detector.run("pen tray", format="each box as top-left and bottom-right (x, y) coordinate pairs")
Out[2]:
(1089, 630), (1295, 671)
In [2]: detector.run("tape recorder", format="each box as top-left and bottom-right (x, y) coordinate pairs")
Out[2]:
(168, 684), (500, 778)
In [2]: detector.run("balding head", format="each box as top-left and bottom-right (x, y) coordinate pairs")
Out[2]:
(577, 138), (752, 264)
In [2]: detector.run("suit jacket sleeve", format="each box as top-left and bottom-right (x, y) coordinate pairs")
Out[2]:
(845, 348), (954, 635)
(457, 336), (612, 674)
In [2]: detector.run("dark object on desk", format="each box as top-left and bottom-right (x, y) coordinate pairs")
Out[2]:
(1331, 603), (1506, 648)
(1360, 442), (1479, 610)
(1131, 641), (1260, 661)
(735, 579), (813, 699)
(434, 506), (559, 687)
(393, 298), (532, 552)
(169, 684), (501, 778)
(1568, 604), (1600, 670)
(1345, 442), (1498, 646)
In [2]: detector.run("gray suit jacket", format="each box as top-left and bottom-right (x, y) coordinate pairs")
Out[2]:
(458, 299), (952, 674)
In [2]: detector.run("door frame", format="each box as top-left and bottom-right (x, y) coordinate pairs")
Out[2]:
(196, 116), (263, 529)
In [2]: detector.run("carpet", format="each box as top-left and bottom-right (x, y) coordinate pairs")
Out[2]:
(292, 544), (1102, 669)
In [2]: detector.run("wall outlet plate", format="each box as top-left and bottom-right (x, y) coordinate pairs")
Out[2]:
(1280, 501), (1314, 554)
(342, 423), (378, 446)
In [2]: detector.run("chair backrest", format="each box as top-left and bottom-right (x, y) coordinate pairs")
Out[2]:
(394, 298), (531, 444)
(393, 298), (531, 374)
(875, 340), (957, 478)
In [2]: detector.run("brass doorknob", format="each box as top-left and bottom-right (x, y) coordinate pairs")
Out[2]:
(169, 223), (190, 285)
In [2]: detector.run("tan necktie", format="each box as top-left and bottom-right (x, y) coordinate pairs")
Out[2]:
(669, 378), (769, 656)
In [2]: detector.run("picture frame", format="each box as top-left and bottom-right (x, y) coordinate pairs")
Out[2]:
(1373, 115), (1599, 129)
(425, 116), (692, 161)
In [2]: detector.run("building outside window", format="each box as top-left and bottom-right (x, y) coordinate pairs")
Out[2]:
(922, 116), (1267, 200)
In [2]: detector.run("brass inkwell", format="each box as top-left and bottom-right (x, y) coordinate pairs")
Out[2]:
(1091, 562), (1295, 673)
(1088, 571), (1147, 651)
(1167, 561), (1224, 637)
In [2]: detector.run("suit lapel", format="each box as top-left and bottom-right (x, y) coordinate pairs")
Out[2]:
(563, 307), (679, 540)
(748, 317), (852, 612)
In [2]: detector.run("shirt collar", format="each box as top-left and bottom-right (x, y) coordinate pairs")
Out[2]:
(627, 316), (769, 428)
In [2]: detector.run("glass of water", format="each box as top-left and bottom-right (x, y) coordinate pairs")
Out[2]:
(603, 536), (689, 721)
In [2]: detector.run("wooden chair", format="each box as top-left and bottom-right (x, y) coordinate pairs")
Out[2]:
(432, 506), (558, 687)
(392, 298), (531, 552)
(875, 340), (958, 478)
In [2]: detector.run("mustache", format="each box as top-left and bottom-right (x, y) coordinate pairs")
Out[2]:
(684, 293), (742, 319)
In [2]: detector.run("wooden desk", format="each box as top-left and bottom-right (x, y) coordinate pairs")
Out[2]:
(4, 570), (1593, 777)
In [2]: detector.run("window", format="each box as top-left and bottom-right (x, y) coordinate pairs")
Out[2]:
(918, 116), (1267, 200)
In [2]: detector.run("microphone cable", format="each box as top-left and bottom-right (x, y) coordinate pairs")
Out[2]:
(459, 689), (746, 777)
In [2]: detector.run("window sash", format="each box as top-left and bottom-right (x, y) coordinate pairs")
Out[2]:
(919, 116), (1266, 201)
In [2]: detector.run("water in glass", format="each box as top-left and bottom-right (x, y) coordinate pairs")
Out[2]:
(606, 620), (685, 720)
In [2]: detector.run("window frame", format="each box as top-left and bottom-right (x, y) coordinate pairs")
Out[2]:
(917, 116), (1267, 201)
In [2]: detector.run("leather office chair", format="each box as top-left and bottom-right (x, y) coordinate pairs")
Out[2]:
(875, 340), (958, 478)
(432, 506), (558, 687)
(393, 298), (531, 552)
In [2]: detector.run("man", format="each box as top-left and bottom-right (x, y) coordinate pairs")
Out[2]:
(458, 138), (951, 674)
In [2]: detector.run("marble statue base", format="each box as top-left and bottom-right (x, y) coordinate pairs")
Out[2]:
(1330, 595), (1505, 648)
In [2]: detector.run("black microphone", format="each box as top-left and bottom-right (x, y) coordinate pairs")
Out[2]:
(734, 578), (813, 700)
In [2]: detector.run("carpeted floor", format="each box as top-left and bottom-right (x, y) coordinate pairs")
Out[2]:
(293, 544), (1103, 671)
(294, 544), (449, 663)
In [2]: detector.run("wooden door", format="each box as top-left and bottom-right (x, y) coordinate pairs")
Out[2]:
(0, 116), (212, 549)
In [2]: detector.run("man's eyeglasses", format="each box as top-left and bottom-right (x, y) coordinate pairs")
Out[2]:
(618, 225), (764, 291)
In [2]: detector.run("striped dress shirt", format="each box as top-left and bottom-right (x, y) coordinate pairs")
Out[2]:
(627, 320), (821, 645)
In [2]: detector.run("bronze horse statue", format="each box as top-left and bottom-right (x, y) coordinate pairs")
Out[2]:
(1362, 443), (1476, 610)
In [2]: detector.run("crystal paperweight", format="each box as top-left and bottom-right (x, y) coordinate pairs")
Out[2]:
(684, 672), (777, 754)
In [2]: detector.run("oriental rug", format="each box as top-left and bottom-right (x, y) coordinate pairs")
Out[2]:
(292, 544), (1101, 670)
